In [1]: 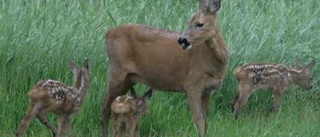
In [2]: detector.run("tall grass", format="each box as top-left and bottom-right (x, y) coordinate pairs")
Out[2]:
(0, 0), (319, 136)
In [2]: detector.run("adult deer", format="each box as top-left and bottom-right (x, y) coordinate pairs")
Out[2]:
(16, 59), (90, 137)
(102, 0), (228, 136)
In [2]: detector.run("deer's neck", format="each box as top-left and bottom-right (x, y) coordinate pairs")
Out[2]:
(202, 24), (228, 79)
(73, 72), (90, 103)
(287, 69), (302, 85)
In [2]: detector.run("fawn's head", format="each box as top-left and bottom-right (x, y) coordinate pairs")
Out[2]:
(292, 59), (315, 90)
(130, 88), (153, 116)
(178, 0), (221, 50)
(69, 59), (90, 89)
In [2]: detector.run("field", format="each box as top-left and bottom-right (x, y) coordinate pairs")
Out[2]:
(1, 0), (320, 136)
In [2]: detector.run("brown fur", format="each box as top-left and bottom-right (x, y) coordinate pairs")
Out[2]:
(16, 59), (90, 137)
(101, 0), (228, 136)
(111, 88), (152, 137)
(231, 60), (315, 118)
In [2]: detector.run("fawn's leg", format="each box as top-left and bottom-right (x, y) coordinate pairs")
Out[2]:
(16, 102), (40, 137)
(65, 118), (74, 137)
(57, 114), (70, 137)
(232, 85), (253, 119)
(270, 88), (285, 112)
(112, 115), (121, 137)
(37, 108), (57, 136)
(134, 122), (140, 137)
(125, 117), (137, 137)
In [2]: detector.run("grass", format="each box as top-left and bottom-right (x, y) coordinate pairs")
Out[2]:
(0, 0), (319, 136)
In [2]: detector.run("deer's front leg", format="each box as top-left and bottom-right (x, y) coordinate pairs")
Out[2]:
(134, 122), (140, 137)
(186, 90), (203, 137)
(125, 117), (137, 137)
(271, 89), (285, 112)
(111, 115), (121, 137)
(201, 91), (212, 135)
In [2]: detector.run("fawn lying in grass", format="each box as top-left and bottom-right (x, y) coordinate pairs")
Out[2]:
(111, 88), (153, 137)
(16, 59), (90, 137)
(231, 59), (315, 118)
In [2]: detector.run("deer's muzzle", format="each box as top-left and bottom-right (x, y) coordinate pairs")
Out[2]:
(178, 37), (192, 50)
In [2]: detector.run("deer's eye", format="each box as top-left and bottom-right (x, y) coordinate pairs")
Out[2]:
(195, 23), (204, 28)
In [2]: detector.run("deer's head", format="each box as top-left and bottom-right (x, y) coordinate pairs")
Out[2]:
(178, 0), (221, 50)
(130, 88), (153, 116)
(69, 58), (90, 90)
(292, 59), (315, 90)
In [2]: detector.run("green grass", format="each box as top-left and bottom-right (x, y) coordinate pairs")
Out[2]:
(1, 0), (320, 136)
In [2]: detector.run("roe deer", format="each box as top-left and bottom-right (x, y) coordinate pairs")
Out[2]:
(16, 59), (90, 137)
(111, 88), (153, 137)
(231, 60), (315, 118)
(102, 0), (228, 136)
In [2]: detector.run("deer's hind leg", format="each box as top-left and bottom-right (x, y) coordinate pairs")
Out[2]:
(65, 117), (74, 137)
(101, 70), (135, 137)
(232, 84), (253, 119)
(37, 107), (57, 136)
(16, 102), (41, 137)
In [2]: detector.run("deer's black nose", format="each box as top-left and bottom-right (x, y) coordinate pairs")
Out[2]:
(178, 37), (186, 45)
(178, 37), (191, 50)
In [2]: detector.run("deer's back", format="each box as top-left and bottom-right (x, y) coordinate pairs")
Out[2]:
(28, 80), (81, 113)
(111, 95), (134, 114)
(105, 24), (191, 91)
(234, 63), (289, 86)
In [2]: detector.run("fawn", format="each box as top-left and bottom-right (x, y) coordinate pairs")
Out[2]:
(16, 59), (90, 137)
(111, 88), (153, 137)
(231, 59), (315, 118)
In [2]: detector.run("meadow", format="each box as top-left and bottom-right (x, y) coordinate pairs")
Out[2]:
(0, 0), (320, 136)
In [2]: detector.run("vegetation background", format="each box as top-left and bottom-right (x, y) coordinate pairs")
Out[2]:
(0, 0), (319, 136)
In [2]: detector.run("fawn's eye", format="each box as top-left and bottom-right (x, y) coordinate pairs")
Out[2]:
(195, 23), (204, 28)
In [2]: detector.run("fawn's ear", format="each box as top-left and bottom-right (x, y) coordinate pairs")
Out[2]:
(69, 61), (79, 73)
(294, 58), (302, 69)
(130, 87), (137, 98)
(143, 89), (153, 101)
(84, 58), (90, 70)
(305, 59), (315, 69)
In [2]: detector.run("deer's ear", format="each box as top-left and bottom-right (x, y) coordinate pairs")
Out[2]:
(143, 89), (153, 101)
(130, 88), (137, 98)
(306, 59), (315, 69)
(294, 58), (302, 69)
(69, 61), (78, 73)
(84, 58), (90, 70)
(207, 0), (221, 14)
(199, 0), (209, 12)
